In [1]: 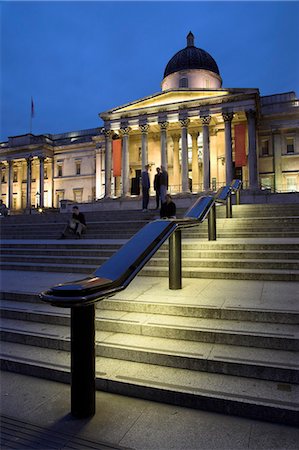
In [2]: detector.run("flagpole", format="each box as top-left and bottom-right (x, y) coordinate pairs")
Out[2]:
(30, 97), (34, 134)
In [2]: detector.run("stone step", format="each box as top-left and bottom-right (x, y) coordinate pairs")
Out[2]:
(1, 309), (298, 351)
(0, 299), (298, 384)
(2, 247), (299, 260)
(141, 266), (299, 282)
(2, 293), (298, 324)
(1, 343), (298, 425)
(1, 261), (298, 280)
(1, 254), (298, 271)
(1, 241), (298, 251)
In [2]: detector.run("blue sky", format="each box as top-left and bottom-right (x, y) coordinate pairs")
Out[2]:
(1, 1), (299, 141)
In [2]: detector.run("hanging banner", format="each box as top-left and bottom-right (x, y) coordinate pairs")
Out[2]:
(112, 139), (122, 177)
(234, 124), (247, 167)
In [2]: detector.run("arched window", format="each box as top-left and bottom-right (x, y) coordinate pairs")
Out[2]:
(179, 77), (188, 88)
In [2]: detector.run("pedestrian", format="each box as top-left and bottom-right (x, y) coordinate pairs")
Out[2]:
(160, 194), (176, 219)
(154, 167), (161, 209)
(141, 164), (150, 211)
(0, 199), (8, 217)
(60, 206), (87, 239)
(160, 165), (168, 204)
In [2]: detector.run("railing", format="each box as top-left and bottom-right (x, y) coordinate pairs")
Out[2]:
(39, 179), (242, 418)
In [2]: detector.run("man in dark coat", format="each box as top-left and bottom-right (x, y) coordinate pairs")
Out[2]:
(154, 167), (161, 209)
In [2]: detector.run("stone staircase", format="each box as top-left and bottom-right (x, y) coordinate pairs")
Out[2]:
(0, 200), (299, 425)
(1, 203), (299, 281)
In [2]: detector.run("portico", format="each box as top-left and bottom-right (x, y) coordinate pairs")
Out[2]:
(100, 88), (259, 198)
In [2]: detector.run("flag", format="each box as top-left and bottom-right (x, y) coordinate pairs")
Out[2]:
(234, 124), (247, 167)
(112, 139), (122, 176)
(31, 97), (35, 118)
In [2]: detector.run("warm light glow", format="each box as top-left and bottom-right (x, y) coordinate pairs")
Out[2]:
(114, 90), (230, 113)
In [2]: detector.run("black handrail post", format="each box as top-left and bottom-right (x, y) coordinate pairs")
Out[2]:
(169, 230), (182, 289)
(208, 203), (216, 240)
(71, 303), (95, 418)
(226, 196), (232, 218)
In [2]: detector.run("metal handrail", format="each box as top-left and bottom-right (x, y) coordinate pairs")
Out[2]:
(40, 181), (241, 307)
(39, 180), (241, 418)
(40, 195), (214, 307)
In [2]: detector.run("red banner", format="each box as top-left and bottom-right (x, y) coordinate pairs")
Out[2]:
(234, 124), (247, 167)
(112, 139), (122, 177)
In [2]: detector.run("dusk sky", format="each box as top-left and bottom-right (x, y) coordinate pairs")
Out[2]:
(1, 1), (299, 142)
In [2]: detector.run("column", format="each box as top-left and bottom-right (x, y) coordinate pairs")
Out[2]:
(95, 146), (102, 200)
(191, 131), (199, 191)
(201, 115), (211, 191)
(159, 122), (169, 169)
(172, 134), (181, 192)
(120, 127), (131, 196)
(8, 160), (13, 209)
(103, 128), (112, 197)
(222, 112), (234, 185)
(51, 158), (55, 208)
(26, 156), (32, 209)
(39, 156), (45, 208)
(140, 124), (149, 169)
(246, 110), (258, 189)
(180, 118), (190, 193)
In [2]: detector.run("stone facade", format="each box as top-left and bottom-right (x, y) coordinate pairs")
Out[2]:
(1, 34), (298, 211)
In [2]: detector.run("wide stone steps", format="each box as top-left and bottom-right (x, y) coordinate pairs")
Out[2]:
(141, 265), (299, 281)
(1, 239), (298, 280)
(1, 292), (298, 426)
(2, 247), (299, 260)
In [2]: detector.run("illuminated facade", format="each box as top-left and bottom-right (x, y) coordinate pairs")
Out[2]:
(1, 32), (298, 210)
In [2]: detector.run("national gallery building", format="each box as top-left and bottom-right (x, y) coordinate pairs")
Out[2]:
(1, 33), (299, 210)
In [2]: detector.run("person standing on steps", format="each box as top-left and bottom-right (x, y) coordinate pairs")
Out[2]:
(160, 165), (169, 205)
(154, 167), (161, 210)
(141, 164), (150, 211)
(60, 206), (87, 239)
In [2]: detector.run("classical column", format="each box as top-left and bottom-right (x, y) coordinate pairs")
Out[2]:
(26, 156), (32, 209)
(180, 118), (190, 193)
(39, 156), (45, 208)
(246, 110), (258, 189)
(222, 112), (234, 185)
(120, 127), (131, 196)
(159, 122), (169, 169)
(201, 115), (211, 191)
(172, 134), (181, 192)
(95, 146), (102, 200)
(103, 128), (112, 197)
(51, 158), (55, 208)
(140, 124), (149, 169)
(191, 131), (199, 192)
(8, 160), (13, 209)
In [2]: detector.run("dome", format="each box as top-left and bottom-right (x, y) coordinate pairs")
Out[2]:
(163, 32), (220, 78)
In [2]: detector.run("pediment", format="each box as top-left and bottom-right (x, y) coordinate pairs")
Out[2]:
(106, 89), (231, 114)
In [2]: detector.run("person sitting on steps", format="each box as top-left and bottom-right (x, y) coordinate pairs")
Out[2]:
(60, 206), (87, 239)
(160, 194), (176, 219)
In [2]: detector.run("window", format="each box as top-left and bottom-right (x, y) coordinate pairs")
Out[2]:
(57, 164), (63, 177)
(13, 170), (18, 182)
(2, 169), (6, 183)
(75, 161), (81, 175)
(73, 188), (83, 203)
(286, 176), (297, 192)
(286, 137), (294, 154)
(44, 167), (48, 179)
(261, 140), (269, 156)
(179, 77), (188, 88)
(260, 177), (273, 191)
(205, 79), (210, 88)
